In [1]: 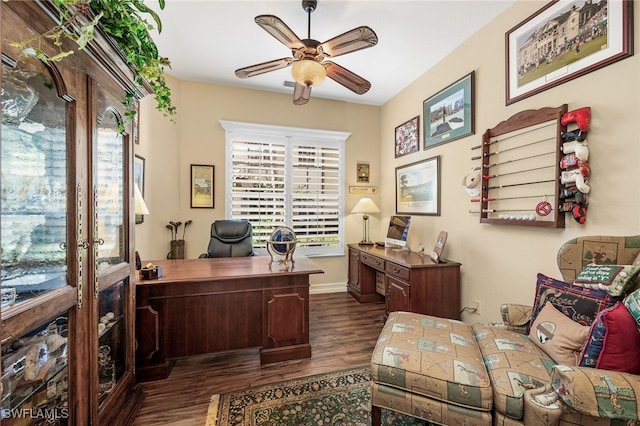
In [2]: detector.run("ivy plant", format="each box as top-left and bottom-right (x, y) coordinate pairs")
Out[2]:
(10, 0), (176, 123)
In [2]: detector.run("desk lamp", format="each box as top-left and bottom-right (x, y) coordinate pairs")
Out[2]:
(351, 196), (380, 245)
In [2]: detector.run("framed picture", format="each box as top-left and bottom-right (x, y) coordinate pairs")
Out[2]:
(356, 162), (370, 183)
(395, 155), (440, 216)
(133, 154), (145, 224)
(395, 116), (420, 157)
(190, 164), (214, 208)
(423, 71), (474, 149)
(506, 0), (633, 105)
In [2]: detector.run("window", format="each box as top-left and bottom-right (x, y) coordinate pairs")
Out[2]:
(221, 121), (349, 257)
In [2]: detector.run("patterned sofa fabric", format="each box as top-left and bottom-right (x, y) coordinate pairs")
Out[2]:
(556, 235), (640, 282)
(372, 382), (493, 425)
(551, 365), (640, 422)
(473, 323), (556, 420)
(371, 312), (493, 412)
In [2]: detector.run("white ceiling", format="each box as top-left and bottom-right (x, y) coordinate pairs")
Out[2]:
(152, 0), (516, 106)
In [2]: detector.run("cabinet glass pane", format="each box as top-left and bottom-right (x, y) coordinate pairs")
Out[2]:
(96, 110), (124, 270)
(97, 281), (125, 404)
(1, 313), (69, 424)
(1, 59), (68, 307)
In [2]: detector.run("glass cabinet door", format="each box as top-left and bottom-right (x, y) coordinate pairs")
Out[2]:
(1, 58), (69, 308)
(92, 98), (132, 411)
(1, 53), (75, 424)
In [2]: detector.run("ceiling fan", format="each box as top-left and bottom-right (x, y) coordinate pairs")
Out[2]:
(234, 0), (378, 105)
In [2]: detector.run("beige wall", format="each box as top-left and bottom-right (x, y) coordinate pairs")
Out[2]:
(137, 0), (640, 321)
(136, 79), (381, 290)
(379, 0), (640, 323)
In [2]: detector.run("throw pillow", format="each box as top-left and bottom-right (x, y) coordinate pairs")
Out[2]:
(579, 302), (640, 374)
(531, 273), (613, 331)
(529, 302), (589, 366)
(623, 289), (640, 326)
(574, 264), (640, 297)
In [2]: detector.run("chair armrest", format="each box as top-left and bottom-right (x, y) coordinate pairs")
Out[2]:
(549, 365), (640, 421)
(500, 303), (533, 327)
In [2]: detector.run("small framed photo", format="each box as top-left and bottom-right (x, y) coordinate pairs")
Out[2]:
(423, 71), (474, 149)
(395, 155), (440, 216)
(134, 154), (145, 224)
(190, 164), (214, 208)
(356, 162), (370, 183)
(394, 116), (420, 158)
(506, 0), (633, 105)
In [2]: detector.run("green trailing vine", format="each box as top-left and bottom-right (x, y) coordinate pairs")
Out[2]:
(10, 0), (176, 124)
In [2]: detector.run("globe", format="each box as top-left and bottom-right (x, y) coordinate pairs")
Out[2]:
(271, 227), (297, 255)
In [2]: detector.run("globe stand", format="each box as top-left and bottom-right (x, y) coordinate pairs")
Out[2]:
(266, 227), (298, 269)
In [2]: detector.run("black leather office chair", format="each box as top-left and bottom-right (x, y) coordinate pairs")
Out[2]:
(199, 220), (254, 258)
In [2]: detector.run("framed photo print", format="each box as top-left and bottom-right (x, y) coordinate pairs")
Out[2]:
(395, 155), (440, 216)
(395, 116), (420, 157)
(506, 0), (633, 105)
(190, 164), (214, 208)
(133, 154), (145, 224)
(423, 71), (474, 149)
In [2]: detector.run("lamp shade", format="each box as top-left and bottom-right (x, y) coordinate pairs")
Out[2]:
(351, 197), (380, 214)
(291, 59), (326, 87)
(134, 183), (150, 215)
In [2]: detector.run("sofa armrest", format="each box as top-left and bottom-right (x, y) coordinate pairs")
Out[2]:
(497, 303), (532, 333)
(549, 365), (640, 421)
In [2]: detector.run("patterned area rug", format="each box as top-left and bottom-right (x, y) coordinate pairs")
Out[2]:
(206, 367), (426, 425)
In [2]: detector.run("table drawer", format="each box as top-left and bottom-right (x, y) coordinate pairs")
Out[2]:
(361, 253), (385, 271)
(386, 262), (410, 281)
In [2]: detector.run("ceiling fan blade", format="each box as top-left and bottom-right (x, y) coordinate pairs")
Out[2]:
(255, 15), (305, 50)
(324, 61), (371, 95)
(293, 83), (311, 105)
(319, 26), (378, 58)
(235, 57), (293, 78)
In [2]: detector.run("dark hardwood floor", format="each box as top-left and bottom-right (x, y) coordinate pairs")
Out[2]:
(132, 292), (386, 426)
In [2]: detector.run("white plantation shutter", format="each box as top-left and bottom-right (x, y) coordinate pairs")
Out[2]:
(221, 121), (348, 257)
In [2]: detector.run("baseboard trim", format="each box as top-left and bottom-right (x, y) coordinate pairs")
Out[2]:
(310, 282), (347, 294)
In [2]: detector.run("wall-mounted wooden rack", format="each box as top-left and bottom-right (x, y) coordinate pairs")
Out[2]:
(477, 105), (568, 228)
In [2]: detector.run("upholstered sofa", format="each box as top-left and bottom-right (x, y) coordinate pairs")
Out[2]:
(371, 235), (640, 425)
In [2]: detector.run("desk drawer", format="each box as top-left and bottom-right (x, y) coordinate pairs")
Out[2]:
(361, 253), (385, 271)
(386, 262), (410, 281)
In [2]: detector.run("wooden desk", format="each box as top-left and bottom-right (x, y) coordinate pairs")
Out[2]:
(135, 257), (323, 381)
(347, 244), (461, 319)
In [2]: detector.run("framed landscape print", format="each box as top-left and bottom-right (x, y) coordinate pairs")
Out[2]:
(395, 156), (440, 216)
(423, 71), (474, 148)
(506, 0), (633, 105)
(190, 164), (214, 208)
(395, 116), (420, 158)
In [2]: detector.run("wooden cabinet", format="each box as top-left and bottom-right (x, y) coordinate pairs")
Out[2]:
(1, 2), (145, 424)
(347, 244), (461, 319)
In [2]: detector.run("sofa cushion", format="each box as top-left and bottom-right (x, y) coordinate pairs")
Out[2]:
(372, 382), (493, 425)
(529, 302), (589, 366)
(579, 301), (640, 374)
(550, 365), (640, 421)
(623, 289), (640, 326)
(371, 311), (492, 412)
(574, 264), (640, 297)
(473, 323), (554, 420)
(531, 273), (613, 331)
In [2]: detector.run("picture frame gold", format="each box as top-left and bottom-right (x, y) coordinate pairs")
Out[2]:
(190, 164), (214, 208)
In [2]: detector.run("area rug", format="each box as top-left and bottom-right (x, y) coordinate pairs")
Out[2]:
(205, 367), (426, 426)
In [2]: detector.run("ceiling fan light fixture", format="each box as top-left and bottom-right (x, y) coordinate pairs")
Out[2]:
(291, 59), (326, 87)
